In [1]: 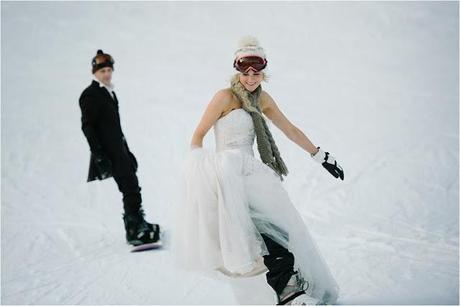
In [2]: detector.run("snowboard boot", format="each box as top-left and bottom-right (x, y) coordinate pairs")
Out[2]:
(277, 271), (318, 305)
(123, 209), (160, 246)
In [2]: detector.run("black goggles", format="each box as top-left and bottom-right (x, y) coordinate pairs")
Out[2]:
(233, 56), (267, 73)
(92, 54), (115, 68)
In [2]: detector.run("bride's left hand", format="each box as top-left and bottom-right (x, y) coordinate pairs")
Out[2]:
(312, 148), (344, 180)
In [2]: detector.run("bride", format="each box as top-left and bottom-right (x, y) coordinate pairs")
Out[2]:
(174, 37), (344, 305)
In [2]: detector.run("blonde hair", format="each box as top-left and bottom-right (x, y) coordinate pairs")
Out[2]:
(229, 73), (270, 114)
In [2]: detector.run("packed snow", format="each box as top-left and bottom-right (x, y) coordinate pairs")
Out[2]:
(2, 1), (458, 304)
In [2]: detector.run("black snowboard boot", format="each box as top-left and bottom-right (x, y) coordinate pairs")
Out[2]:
(123, 209), (160, 246)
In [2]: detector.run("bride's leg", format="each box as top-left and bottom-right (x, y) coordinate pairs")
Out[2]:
(261, 234), (295, 296)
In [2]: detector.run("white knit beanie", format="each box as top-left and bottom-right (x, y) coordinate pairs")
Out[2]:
(234, 36), (266, 60)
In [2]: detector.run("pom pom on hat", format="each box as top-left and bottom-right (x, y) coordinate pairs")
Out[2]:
(237, 36), (260, 49)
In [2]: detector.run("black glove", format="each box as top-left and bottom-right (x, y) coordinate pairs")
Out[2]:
(93, 150), (112, 179)
(312, 147), (344, 180)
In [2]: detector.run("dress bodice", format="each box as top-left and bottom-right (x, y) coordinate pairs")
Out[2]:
(214, 109), (255, 154)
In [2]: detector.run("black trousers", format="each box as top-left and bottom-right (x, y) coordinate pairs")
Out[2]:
(109, 143), (142, 215)
(261, 234), (296, 295)
(113, 172), (142, 214)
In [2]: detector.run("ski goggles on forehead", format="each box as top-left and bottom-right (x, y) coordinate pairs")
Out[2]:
(233, 56), (267, 73)
(92, 54), (114, 67)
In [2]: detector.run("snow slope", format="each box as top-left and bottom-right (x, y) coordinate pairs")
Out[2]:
(2, 1), (458, 304)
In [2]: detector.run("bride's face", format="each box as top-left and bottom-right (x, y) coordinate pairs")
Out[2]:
(239, 70), (264, 92)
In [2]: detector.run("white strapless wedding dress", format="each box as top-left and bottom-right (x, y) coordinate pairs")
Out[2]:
(174, 109), (339, 304)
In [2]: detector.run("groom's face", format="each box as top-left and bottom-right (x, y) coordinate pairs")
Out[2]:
(94, 67), (113, 86)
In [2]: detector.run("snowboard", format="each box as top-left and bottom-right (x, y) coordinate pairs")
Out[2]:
(131, 240), (162, 252)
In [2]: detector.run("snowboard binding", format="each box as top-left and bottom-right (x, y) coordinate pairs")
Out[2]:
(123, 209), (161, 247)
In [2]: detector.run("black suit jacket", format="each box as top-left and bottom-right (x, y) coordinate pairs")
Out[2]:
(79, 80), (137, 182)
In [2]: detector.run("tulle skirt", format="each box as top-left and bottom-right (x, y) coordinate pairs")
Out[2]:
(173, 147), (339, 304)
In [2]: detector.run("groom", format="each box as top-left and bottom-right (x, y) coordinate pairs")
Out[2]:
(79, 49), (160, 247)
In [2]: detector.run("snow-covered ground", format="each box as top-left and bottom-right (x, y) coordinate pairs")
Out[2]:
(2, 1), (458, 304)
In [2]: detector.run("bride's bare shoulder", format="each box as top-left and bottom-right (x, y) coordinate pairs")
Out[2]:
(213, 88), (234, 103)
(210, 88), (239, 111)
